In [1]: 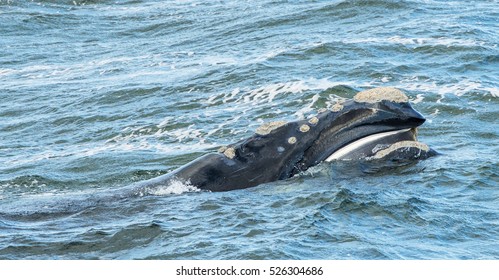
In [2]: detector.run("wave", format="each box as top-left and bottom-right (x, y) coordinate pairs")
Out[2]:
(0, 177), (200, 222)
(345, 36), (491, 48)
(400, 77), (499, 99)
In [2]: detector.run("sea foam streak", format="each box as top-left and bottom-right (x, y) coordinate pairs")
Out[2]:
(140, 179), (201, 196)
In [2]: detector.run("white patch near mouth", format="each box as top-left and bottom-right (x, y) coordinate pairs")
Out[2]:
(371, 141), (430, 159)
(325, 128), (412, 161)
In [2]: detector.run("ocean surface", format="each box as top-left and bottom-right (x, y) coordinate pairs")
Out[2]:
(1, 0), (498, 260)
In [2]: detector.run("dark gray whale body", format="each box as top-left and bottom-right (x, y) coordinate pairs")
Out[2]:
(139, 87), (436, 192)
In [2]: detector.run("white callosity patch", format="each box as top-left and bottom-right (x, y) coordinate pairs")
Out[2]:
(223, 147), (236, 159)
(218, 146), (227, 153)
(371, 141), (430, 159)
(308, 116), (319, 125)
(299, 124), (310, 133)
(255, 121), (287, 136)
(288, 137), (297, 144)
(354, 87), (409, 103)
(330, 102), (344, 112)
(217, 145), (235, 159)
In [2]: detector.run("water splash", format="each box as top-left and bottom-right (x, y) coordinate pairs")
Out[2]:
(141, 179), (201, 196)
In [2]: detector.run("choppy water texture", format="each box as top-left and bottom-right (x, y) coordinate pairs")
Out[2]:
(1, 0), (498, 259)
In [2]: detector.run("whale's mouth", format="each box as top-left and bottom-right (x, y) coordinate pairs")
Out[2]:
(325, 128), (426, 161)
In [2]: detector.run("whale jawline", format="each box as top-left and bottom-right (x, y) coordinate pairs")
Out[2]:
(325, 128), (416, 161)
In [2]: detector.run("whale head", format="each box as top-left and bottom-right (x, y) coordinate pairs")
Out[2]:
(230, 87), (432, 178)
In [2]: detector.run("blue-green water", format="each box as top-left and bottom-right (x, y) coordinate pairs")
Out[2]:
(1, 0), (498, 259)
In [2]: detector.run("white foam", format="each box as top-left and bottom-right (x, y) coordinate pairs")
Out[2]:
(4, 136), (218, 166)
(400, 77), (498, 99)
(294, 94), (320, 119)
(197, 55), (238, 66)
(225, 78), (355, 106)
(178, 48), (287, 71)
(345, 36), (489, 48)
(0, 64), (71, 81)
(0, 179), (47, 192)
(223, 88), (240, 103)
(110, 122), (212, 147)
(253, 48), (288, 62)
(199, 78), (357, 131)
(89, 55), (145, 67)
(411, 94), (425, 104)
(144, 179), (201, 195)
(484, 87), (499, 98)
(0, 68), (15, 77)
(0, 54), (176, 90)
(157, 117), (174, 129)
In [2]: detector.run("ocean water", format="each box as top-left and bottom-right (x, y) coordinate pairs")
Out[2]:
(0, 0), (498, 259)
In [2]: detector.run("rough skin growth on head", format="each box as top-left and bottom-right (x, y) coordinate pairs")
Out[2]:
(299, 124), (310, 132)
(255, 121), (288, 135)
(330, 102), (344, 112)
(223, 147), (236, 159)
(354, 87), (409, 103)
(308, 116), (319, 125)
(372, 141), (429, 159)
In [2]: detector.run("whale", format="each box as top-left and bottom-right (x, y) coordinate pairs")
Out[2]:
(136, 87), (436, 192)
(0, 87), (438, 219)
